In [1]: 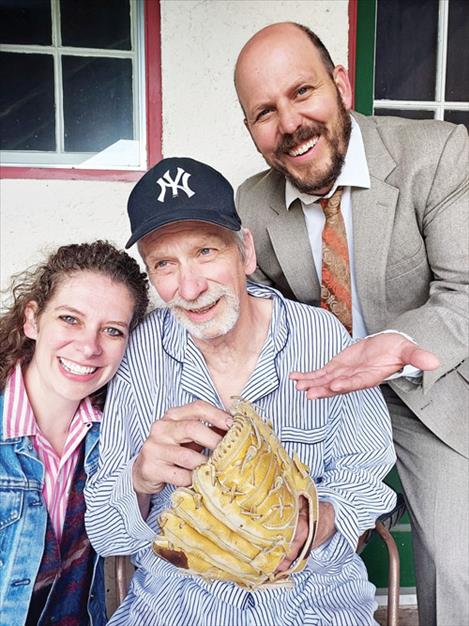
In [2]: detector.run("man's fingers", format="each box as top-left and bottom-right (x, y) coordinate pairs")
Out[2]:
(152, 419), (224, 451)
(305, 387), (336, 400)
(405, 346), (440, 371)
(177, 420), (224, 450)
(303, 371), (383, 398)
(292, 336), (440, 401)
(294, 375), (337, 390)
(134, 442), (209, 494)
(276, 497), (309, 572)
(290, 369), (329, 382)
(291, 367), (347, 386)
(163, 400), (233, 431)
(133, 457), (194, 494)
(155, 442), (208, 468)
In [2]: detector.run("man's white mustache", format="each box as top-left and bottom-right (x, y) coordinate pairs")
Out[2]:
(168, 285), (233, 311)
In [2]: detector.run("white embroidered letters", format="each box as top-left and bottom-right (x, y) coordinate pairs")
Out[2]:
(156, 168), (195, 203)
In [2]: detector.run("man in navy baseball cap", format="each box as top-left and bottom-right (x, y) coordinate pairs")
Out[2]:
(87, 164), (397, 626)
(126, 157), (241, 248)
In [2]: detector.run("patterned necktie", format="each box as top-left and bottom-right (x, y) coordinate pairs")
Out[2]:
(319, 187), (353, 334)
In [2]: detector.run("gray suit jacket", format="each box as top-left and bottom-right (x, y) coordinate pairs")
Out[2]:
(236, 112), (469, 458)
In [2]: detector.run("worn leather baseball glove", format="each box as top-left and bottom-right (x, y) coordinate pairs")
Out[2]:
(152, 398), (318, 588)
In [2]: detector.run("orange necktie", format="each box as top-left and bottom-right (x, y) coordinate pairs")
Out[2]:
(320, 187), (353, 334)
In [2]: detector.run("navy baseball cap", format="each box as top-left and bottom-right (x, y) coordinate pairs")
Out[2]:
(126, 157), (242, 248)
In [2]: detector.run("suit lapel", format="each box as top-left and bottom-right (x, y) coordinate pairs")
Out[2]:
(352, 182), (398, 332)
(266, 184), (320, 304)
(351, 113), (399, 332)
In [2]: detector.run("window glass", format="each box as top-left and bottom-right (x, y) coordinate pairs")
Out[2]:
(62, 56), (133, 152)
(0, 0), (145, 169)
(444, 110), (469, 130)
(445, 0), (469, 102)
(374, 109), (435, 121)
(0, 0), (51, 45)
(0, 51), (55, 150)
(375, 0), (438, 101)
(60, 0), (131, 50)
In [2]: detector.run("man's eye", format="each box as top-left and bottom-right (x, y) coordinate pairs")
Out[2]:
(59, 315), (78, 325)
(255, 108), (272, 122)
(104, 327), (124, 338)
(154, 260), (169, 269)
(199, 247), (214, 256)
(297, 86), (310, 96)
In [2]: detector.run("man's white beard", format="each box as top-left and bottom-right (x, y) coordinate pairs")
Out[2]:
(166, 284), (240, 340)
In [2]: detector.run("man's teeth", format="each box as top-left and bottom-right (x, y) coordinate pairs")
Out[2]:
(289, 137), (319, 157)
(59, 358), (97, 375)
(189, 302), (216, 314)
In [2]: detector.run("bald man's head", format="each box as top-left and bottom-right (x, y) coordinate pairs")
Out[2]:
(234, 21), (352, 195)
(235, 22), (335, 95)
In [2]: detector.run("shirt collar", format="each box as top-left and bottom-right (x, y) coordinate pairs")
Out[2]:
(3, 362), (101, 439)
(285, 115), (371, 209)
(160, 283), (290, 406)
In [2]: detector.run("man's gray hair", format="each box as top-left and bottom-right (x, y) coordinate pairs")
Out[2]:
(232, 228), (247, 261)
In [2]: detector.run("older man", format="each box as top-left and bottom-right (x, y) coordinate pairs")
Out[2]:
(234, 22), (469, 626)
(85, 157), (396, 626)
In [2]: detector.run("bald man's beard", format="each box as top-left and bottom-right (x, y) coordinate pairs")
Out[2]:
(266, 89), (351, 195)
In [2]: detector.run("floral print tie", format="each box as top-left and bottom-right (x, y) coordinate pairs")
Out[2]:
(320, 187), (353, 334)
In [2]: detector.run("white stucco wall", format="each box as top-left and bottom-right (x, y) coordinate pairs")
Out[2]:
(161, 0), (349, 188)
(0, 0), (349, 289)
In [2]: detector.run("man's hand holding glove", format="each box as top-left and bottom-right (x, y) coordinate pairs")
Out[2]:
(152, 399), (319, 588)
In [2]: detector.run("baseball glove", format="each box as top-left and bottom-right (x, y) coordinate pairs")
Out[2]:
(152, 398), (319, 588)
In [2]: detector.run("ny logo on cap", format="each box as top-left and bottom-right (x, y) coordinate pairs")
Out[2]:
(156, 167), (195, 203)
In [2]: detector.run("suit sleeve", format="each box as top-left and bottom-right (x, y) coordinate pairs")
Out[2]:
(385, 124), (469, 391)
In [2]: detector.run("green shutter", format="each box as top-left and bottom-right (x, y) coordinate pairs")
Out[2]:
(354, 0), (376, 115)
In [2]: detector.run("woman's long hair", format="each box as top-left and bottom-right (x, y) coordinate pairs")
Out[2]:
(0, 240), (149, 405)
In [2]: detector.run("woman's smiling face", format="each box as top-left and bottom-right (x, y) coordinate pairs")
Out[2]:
(23, 270), (135, 407)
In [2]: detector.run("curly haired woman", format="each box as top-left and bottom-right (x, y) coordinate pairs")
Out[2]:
(0, 241), (149, 626)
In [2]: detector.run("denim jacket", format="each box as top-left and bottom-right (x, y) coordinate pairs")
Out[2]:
(0, 395), (106, 626)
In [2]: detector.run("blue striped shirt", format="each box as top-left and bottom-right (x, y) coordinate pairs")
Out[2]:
(85, 283), (396, 626)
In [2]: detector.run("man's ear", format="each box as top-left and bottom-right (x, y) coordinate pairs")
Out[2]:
(333, 65), (353, 111)
(23, 301), (39, 340)
(242, 229), (257, 275)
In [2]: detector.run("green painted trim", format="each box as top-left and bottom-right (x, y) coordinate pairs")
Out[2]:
(354, 0), (376, 115)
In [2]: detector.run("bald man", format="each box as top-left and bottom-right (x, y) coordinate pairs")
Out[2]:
(234, 22), (469, 626)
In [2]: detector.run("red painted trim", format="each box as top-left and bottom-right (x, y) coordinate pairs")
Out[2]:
(1, 0), (162, 181)
(0, 167), (144, 182)
(348, 0), (358, 109)
(145, 0), (163, 167)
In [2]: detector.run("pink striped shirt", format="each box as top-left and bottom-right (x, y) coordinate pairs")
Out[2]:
(3, 362), (101, 543)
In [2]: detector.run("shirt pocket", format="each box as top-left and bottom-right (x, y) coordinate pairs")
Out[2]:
(280, 425), (327, 479)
